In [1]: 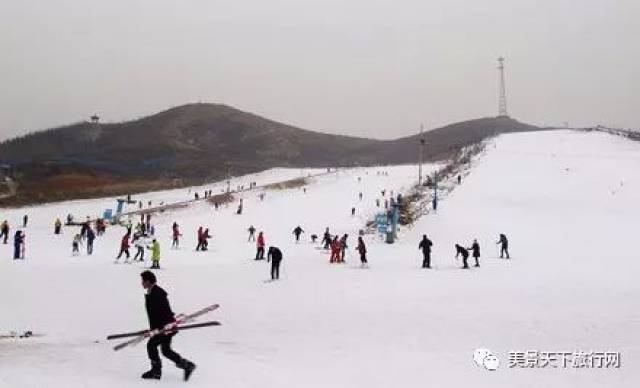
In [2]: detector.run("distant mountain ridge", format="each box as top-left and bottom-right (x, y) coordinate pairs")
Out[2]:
(0, 103), (543, 205)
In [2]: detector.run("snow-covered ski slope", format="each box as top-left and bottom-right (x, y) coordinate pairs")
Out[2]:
(0, 130), (638, 387)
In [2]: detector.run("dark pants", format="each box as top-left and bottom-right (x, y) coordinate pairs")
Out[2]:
(135, 246), (144, 260)
(271, 259), (281, 280)
(55, 226), (61, 234)
(117, 248), (130, 259)
(147, 334), (183, 367)
(474, 255), (480, 267)
(295, 234), (301, 242)
(14, 244), (20, 259)
(196, 241), (204, 251)
(87, 240), (94, 255)
(360, 252), (367, 264)
(255, 247), (265, 260)
(462, 255), (469, 268)
(422, 251), (431, 268)
(501, 246), (510, 259)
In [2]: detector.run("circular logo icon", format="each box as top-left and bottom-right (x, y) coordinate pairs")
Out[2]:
(473, 348), (500, 371)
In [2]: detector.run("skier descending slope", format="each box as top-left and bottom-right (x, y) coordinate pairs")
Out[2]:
(139, 271), (196, 381)
(267, 246), (283, 280)
(292, 226), (304, 243)
(455, 244), (470, 269)
(418, 235), (433, 269)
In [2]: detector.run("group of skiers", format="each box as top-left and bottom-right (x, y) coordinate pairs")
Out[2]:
(418, 234), (510, 269)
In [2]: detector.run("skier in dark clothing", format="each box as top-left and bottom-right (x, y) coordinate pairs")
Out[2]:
(1, 221), (9, 244)
(13, 230), (24, 259)
(310, 234), (318, 243)
(340, 234), (349, 261)
(23, 215), (28, 228)
(322, 228), (331, 250)
(86, 226), (96, 255)
(497, 234), (510, 259)
(267, 246), (283, 280)
(195, 227), (204, 251)
(468, 239), (480, 267)
(418, 235), (433, 268)
(292, 226), (304, 243)
(356, 237), (367, 267)
(455, 244), (470, 269)
(247, 225), (256, 242)
(140, 271), (196, 381)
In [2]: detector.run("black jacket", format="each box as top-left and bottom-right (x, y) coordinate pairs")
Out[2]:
(469, 242), (480, 258)
(145, 285), (176, 330)
(419, 238), (433, 253)
(268, 247), (283, 263)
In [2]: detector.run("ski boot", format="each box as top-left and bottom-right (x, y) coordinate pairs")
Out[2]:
(141, 362), (161, 380)
(178, 359), (196, 381)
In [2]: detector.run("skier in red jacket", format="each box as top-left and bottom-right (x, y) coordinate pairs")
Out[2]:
(255, 232), (265, 260)
(330, 236), (341, 263)
(116, 232), (131, 262)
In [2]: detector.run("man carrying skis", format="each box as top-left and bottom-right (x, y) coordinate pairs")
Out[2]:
(496, 234), (510, 259)
(418, 235), (433, 269)
(292, 226), (304, 243)
(267, 246), (283, 280)
(140, 271), (196, 380)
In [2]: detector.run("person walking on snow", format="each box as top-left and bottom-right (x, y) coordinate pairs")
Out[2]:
(72, 234), (82, 255)
(195, 227), (204, 251)
(148, 239), (161, 269)
(340, 234), (349, 262)
(496, 234), (510, 259)
(86, 225), (96, 255)
(139, 271), (196, 380)
(255, 232), (265, 260)
(133, 233), (146, 262)
(1, 220), (10, 244)
(455, 244), (470, 269)
(267, 246), (283, 280)
(418, 235), (433, 269)
(54, 218), (62, 235)
(116, 232), (131, 262)
(468, 239), (481, 267)
(13, 230), (24, 259)
(330, 236), (341, 263)
(201, 229), (211, 251)
(247, 225), (256, 242)
(357, 237), (368, 267)
(293, 226), (304, 243)
(171, 222), (181, 249)
(322, 228), (332, 250)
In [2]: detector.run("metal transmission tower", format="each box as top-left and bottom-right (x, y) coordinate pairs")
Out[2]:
(497, 57), (509, 117)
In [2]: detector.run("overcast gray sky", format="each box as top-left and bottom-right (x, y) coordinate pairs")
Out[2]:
(0, 0), (638, 140)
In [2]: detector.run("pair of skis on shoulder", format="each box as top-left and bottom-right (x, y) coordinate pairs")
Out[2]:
(107, 304), (220, 351)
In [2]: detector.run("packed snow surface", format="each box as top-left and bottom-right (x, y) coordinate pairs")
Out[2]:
(0, 130), (638, 387)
